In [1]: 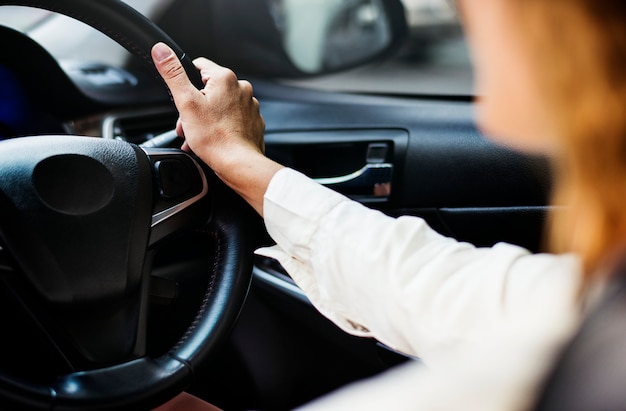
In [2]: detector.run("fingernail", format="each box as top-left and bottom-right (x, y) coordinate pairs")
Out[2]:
(153, 42), (173, 62)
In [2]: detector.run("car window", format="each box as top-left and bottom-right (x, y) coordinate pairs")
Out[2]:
(283, 0), (473, 96)
(0, 0), (473, 97)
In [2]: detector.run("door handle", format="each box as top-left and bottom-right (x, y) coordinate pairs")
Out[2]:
(314, 162), (393, 199)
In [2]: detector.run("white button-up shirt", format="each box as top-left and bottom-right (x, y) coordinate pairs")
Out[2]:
(257, 168), (584, 410)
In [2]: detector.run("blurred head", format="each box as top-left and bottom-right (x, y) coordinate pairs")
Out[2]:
(459, 0), (626, 279)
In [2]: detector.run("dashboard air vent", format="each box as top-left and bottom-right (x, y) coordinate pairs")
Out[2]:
(102, 108), (178, 144)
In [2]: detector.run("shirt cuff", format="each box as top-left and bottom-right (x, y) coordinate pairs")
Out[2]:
(261, 167), (348, 263)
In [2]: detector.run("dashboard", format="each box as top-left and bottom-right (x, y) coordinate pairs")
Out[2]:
(0, 22), (174, 143)
(0, 64), (23, 139)
(0, 64), (66, 139)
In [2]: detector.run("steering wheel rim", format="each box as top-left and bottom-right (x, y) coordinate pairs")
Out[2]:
(0, 1), (255, 410)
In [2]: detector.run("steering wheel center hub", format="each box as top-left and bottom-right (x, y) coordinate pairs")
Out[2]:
(0, 136), (152, 304)
(33, 154), (115, 215)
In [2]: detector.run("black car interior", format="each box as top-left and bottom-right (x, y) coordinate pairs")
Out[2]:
(0, 1), (587, 410)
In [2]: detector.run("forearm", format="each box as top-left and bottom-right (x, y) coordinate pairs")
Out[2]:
(205, 147), (283, 216)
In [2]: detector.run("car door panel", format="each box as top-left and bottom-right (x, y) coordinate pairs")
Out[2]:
(257, 81), (551, 252)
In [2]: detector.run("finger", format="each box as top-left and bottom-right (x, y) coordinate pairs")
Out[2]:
(192, 57), (223, 72)
(152, 42), (199, 104)
(193, 57), (239, 87)
(199, 70), (210, 85)
(195, 60), (219, 85)
(194, 59), (216, 85)
(175, 118), (185, 138)
(238, 80), (255, 99)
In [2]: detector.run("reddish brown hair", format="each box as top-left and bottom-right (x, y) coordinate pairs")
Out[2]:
(518, 2), (626, 279)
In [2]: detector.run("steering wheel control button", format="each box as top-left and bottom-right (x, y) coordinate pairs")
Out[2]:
(145, 150), (209, 230)
(33, 154), (115, 215)
(155, 159), (192, 199)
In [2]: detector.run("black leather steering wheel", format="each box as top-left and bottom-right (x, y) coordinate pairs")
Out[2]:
(0, 1), (255, 409)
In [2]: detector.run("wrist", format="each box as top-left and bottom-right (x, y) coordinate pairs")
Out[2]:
(206, 146), (284, 216)
(202, 143), (261, 175)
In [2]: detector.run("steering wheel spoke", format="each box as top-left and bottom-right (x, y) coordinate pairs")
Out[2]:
(144, 148), (211, 246)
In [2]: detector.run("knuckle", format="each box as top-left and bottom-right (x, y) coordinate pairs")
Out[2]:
(164, 61), (186, 81)
(239, 80), (254, 95)
(159, 54), (185, 80)
(215, 67), (238, 84)
(259, 114), (266, 130)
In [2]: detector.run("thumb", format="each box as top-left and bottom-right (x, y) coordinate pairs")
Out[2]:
(151, 42), (198, 103)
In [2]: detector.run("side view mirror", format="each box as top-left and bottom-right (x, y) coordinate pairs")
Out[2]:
(155, 0), (408, 78)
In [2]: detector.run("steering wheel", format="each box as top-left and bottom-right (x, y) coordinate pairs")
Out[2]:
(0, 1), (255, 409)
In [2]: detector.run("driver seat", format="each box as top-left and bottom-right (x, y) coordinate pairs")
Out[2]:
(533, 275), (626, 410)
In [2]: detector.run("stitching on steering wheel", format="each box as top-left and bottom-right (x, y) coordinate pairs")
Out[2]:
(171, 229), (221, 351)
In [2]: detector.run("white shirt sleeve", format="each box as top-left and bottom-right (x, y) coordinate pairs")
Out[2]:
(256, 168), (583, 365)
